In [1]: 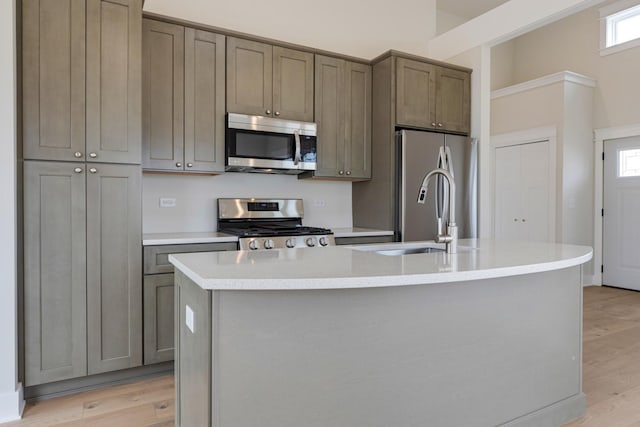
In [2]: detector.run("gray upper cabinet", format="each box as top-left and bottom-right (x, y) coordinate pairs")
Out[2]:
(22, 0), (142, 163)
(396, 58), (437, 130)
(22, 0), (86, 162)
(396, 57), (470, 134)
(184, 28), (226, 173)
(227, 37), (313, 121)
(86, 163), (142, 374)
(86, 0), (142, 164)
(142, 21), (225, 173)
(142, 19), (185, 171)
(308, 55), (370, 180)
(435, 66), (471, 134)
(24, 161), (87, 386)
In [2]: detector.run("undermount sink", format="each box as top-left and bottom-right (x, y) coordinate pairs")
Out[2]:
(373, 247), (446, 256)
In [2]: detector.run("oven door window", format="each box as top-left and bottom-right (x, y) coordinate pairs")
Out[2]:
(231, 130), (294, 161)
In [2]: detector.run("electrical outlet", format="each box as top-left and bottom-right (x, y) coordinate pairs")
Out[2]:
(313, 199), (327, 207)
(186, 305), (195, 333)
(159, 197), (176, 208)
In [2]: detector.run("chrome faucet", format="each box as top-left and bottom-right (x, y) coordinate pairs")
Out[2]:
(417, 168), (458, 254)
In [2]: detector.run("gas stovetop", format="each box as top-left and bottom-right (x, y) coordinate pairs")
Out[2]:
(217, 198), (335, 250)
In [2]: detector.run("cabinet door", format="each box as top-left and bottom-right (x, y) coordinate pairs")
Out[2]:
(314, 55), (345, 177)
(22, 0), (86, 162)
(435, 66), (470, 134)
(142, 19), (184, 171)
(273, 46), (314, 121)
(86, 0), (142, 164)
(396, 58), (436, 129)
(87, 163), (142, 374)
(184, 29), (226, 173)
(345, 62), (372, 179)
(144, 274), (175, 364)
(24, 161), (87, 386)
(226, 38), (272, 117)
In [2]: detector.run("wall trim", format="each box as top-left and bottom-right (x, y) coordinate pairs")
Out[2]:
(592, 123), (640, 286)
(0, 383), (24, 423)
(491, 71), (597, 100)
(489, 126), (557, 241)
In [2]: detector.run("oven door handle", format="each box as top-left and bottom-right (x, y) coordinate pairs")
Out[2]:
(293, 130), (301, 166)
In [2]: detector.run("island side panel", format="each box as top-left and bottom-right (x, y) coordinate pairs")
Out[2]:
(213, 267), (583, 427)
(174, 270), (212, 427)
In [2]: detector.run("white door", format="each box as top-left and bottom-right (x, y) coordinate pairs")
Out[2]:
(494, 141), (552, 242)
(603, 136), (640, 290)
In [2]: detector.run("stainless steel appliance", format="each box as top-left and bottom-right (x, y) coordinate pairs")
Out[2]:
(395, 129), (478, 242)
(225, 113), (317, 174)
(217, 198), (334, 250)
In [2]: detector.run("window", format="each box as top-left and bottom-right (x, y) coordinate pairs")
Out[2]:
(600, 0), (640, 55)
(619, 149), (640, 177)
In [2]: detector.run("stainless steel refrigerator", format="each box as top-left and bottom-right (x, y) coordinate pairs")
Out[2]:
(395, 129), (478, 242)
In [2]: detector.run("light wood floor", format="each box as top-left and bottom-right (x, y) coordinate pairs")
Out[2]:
(3, 285), (640, 427)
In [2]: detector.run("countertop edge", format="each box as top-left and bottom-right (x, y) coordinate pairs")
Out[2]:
(168, 248), (593, 291)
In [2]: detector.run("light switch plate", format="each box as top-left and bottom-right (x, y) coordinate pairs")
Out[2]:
(185, 305), (195, 333)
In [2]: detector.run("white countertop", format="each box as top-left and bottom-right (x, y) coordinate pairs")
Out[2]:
(168, 239), (593, 290)
(142, 232), (238, 246)
(332, 227), (394, 238)
(143, 228), (393, 245)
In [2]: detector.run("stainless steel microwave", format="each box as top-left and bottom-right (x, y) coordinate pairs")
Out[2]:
(225, 113), (317, 174)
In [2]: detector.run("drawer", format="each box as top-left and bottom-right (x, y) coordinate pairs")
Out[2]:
(143, 242), (238, 274)
(335, 235), (394, 246)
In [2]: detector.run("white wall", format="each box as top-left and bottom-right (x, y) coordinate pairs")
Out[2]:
(144, 0), (437, 59)
(490, 40), (515, 90)
(0, 0), (23, 422)
(436, 9), (468, 36)
(143, 174), (353, 233)
(508, 1), (640, 129)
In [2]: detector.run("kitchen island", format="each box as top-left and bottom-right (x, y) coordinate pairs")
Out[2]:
(169, 239), (592, 427)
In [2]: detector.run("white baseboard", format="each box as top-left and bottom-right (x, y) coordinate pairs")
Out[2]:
(583, 275), (599, 287)
(0, 383), (24, 423)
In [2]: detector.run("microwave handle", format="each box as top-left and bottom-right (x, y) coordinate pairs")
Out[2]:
(293, 130), (301, 165)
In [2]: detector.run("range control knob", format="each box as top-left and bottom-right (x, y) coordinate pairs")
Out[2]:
(264, 239), (275, 249)
(285, 238), (296, 248)
(319, 237), (329, 247)
(248, 240), (260, 250)
(305, 237), (316, 247)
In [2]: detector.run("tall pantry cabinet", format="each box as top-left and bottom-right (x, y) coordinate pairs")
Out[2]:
(22, 0), (143, 386)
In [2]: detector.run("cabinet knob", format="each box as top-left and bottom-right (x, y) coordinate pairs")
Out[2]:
(265, 109), (271, 115)
(338, 170), (344, 175)
(431, 122), (437, 127)
(274, 111), (280, 116)
(74, 151), (83, 158)
(176, 162), (182, 168)
(437, 123), (443, 127)
(346, 171), (352, 176)
(74, 167), (83, 173)
(89, 168), (97, 174)
(89, 152), (97, 158)
(187, 163), (193, 168)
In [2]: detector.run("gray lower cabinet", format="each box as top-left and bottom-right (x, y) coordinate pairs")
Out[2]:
(142, 19), (226, 173)
(144, 274), (175, 364)
(86, 163), (142, 374)
(142, 242), (237, 365)
(24, 161), (142, 386)
(22, 0), (142, 164)
(24, 161), (87, 386)
(305, 55), (371, 180)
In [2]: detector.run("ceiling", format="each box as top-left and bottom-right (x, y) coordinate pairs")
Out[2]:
(438, 0), (510, 19)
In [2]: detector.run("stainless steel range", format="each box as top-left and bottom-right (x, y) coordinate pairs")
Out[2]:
(217, 198), (335, 250)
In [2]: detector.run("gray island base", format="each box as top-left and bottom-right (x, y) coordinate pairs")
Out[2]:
(171, 239), (590, 427)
